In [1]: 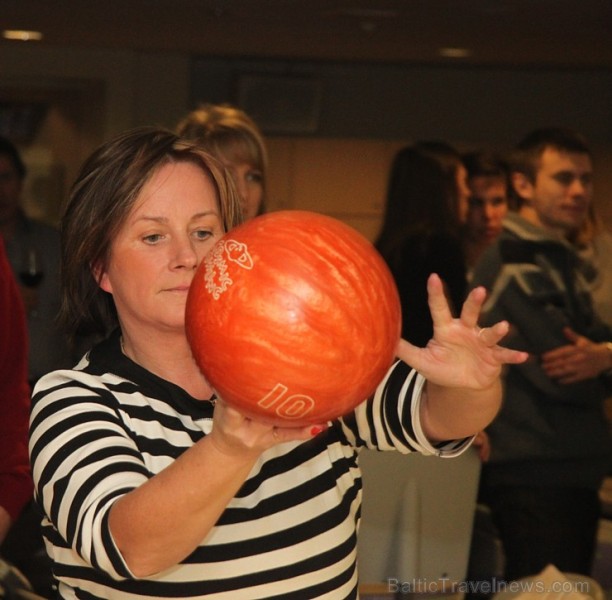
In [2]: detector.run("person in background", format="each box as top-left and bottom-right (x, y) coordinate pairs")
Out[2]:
(461, 151), (511, 278)
(569, 203), (612, 451)
(471, 127), (612, 581)
(0, 135), (73, 385)
(0, 236), (32, 547)
(569, 203), (612, 325)
(29, 126), (527, 599)
(0, 136), (76, 598)
(176, 103), (267, 221)
(408, 142), (501, 462)
(377, 142), (494, 573)
(460, 152), (512, 584)
(414, 140), (471, 224)
(375, 142), (470, 347)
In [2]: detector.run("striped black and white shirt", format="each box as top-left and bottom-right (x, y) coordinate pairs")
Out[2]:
(29, 331), (469, 599)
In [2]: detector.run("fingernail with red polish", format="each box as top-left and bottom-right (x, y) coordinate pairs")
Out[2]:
(310, 425), (327, 436)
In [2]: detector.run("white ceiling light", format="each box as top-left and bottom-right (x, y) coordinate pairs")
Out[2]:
(3, 29), (43, 41)
(438, 47), (472, 58)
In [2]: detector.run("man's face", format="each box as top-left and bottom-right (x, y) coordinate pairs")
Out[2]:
(465, 175), (508, 244)
(518, 147), (593, 235)
(0, 154), (23, 224)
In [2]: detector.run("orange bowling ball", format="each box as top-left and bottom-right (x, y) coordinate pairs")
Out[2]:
(185, 210), (401, 426)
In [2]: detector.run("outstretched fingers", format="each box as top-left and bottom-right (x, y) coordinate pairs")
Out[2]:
(459, 285), (488, 330)
(479, 321), (529, 364)
(427, 273), (454, 327)
(477, 320), (509, 347)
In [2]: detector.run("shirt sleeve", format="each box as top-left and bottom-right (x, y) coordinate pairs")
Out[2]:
(29, 371), (148, 580)
(343, 359), (473, 457)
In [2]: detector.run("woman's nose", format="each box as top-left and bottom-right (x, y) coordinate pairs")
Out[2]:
(172, 238), (198, 269)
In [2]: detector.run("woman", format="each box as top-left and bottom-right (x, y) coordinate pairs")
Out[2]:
(415, 140), (471, 225)
(375, 144), (470, 347)
(29, 127), (526, 599)
(177, 103), (267, 221)
(569, 203), (612, 325)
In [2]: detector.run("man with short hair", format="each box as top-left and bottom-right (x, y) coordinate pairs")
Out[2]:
(471, 127), (612, 581)
(462, 151), (511, 275)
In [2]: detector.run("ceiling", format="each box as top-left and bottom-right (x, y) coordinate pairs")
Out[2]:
(2, 0), (612, 68)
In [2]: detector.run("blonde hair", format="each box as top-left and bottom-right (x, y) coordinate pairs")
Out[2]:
(177, 104), (268, 180)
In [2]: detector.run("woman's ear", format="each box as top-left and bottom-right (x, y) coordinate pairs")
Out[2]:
(92, 261), (112, 294)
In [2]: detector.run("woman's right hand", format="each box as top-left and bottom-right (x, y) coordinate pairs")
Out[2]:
(110, 400), (325, 577)
(209, 398), (327, 457)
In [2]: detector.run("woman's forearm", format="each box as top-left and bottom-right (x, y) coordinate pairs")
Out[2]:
(109, 436), (259, 577)
(419, 378), (502, 442)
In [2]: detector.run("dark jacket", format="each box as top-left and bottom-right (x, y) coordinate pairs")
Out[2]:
(471, 213), (612, 488)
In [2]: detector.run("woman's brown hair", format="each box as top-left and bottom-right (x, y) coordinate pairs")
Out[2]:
(60, 126), (242, 339)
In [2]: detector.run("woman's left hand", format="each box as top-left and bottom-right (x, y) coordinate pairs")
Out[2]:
(397, 273), (528, 390)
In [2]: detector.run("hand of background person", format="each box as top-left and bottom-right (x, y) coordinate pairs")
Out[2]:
(397, 273), (528, 391)
(541, 326), (612, 384)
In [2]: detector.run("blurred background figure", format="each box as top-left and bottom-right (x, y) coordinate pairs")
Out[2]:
(0, 234), (40, 599)
(471, 127), (612, 582)
(569, 203), (612, 326)
(414, 140), (471, 224)
(176, 103), (267, 221)
(369, 140), (486, 596)
(460, 149), (512, 591)
(0, 136), (66, 598)
(0, 236), (31, 548)
(569, 203), (612, 450)
(0, 135), (72, 386)
(461, 151), (512, 277)
(375, 142), (469, 347)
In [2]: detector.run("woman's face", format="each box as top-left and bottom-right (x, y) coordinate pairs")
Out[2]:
(222, 161), (264, 221)
(98, 161), (225, 334)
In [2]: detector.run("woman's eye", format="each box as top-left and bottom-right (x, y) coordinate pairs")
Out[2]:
(245, 170), (263, 185)
(194, 229), (213, 241)
(143, 233), (163, 244)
